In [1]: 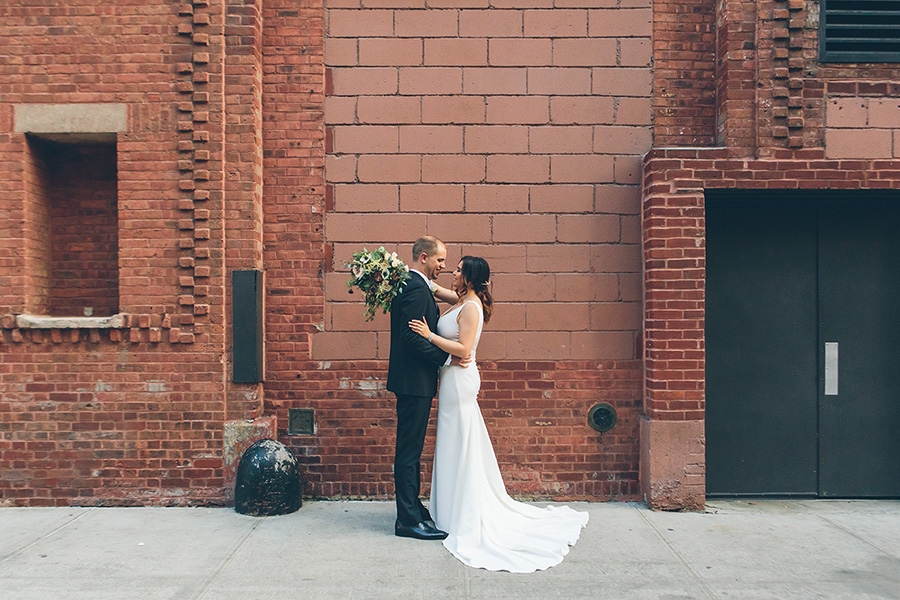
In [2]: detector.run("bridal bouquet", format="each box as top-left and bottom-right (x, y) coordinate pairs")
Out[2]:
(345, 247), (411, 321)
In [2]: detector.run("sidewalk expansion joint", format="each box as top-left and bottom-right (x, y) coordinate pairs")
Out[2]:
(459, 557), (472, 599)
(633, 505), (722, 600)
(189, 517), (261, 599)
(0, 508), (91, 566)
(814, 513), (900, 561)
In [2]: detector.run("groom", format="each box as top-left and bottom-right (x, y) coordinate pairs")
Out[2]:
(388, 236), (451, 540)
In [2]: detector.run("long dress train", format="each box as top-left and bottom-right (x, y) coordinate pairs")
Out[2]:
(430, 301), (589, 573)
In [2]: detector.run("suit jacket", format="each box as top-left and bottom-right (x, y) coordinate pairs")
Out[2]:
(387, 273), (450, 397)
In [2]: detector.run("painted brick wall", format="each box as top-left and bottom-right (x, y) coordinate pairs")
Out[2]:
(321, 0), (652, 363)
(825, 90), (900, 160)
(293, 0), (652, 500)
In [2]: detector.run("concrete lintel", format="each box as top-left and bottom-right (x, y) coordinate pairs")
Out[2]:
(15, 104), (127, 135)
(28, 132), (118, 144)
(16, 314), (125, 329)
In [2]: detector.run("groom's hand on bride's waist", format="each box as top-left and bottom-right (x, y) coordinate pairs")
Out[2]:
(451, 354), (472, 368)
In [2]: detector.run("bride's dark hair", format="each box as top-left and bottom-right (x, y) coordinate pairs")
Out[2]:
(459, 256), (493, 323)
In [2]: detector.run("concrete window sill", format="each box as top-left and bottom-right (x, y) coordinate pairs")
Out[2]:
(15, 314), (125, 329)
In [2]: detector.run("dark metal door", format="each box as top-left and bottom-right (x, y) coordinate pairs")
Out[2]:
(706, 191), (900, 497)
(818, 199), (900, 497)
(706, 197), (819, 495)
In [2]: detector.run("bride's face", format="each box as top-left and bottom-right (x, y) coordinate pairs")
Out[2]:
(452, 262), (466, 294)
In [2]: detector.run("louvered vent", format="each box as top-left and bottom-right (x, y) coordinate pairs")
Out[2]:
(822, 0), (900, 62)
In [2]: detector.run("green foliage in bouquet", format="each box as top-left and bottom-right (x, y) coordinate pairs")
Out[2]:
(345, 247), (411, 321)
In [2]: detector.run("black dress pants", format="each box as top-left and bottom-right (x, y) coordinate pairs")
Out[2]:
(394, 393), (433, 526)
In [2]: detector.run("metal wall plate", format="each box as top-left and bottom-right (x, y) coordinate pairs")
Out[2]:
(588, 403), (617, 433)
(232, 269), (265, 383)
(288, 408), (315, 435)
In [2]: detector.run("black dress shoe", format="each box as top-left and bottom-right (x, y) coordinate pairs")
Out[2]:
(395, 520), (448, 540)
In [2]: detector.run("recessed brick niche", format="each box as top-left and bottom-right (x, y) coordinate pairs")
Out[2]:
(24, 137), (119, 318)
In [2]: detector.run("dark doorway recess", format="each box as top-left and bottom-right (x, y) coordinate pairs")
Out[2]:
(705, 190), (900, 498)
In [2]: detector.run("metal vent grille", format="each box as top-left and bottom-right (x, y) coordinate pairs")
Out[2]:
(822, 0), (900, 62)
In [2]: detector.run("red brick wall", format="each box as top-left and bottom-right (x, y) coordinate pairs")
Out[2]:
(648, 0), (900, 406)
(21, 138), (52, 316)
(223, 0), (266, 422)
(44, 142), (119, 317)
(644, 0), (900, 510)
(276, 359), (641, 500)
(0, 0), (693, 505)
(641, 148), (900, 509)
(698, 0), (900, 157)
(0, 0), (252, 506)
(653, 0), (716, 147)
(715, 0), (758, 151)
(646, 3), (900, 421)
(0, 344), (230, 506)
(298, 0), (650, 500)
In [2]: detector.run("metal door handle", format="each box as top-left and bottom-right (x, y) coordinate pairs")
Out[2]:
(825, 342), (838, 396)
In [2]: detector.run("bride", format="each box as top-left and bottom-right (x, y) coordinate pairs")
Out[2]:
(408, 256), (589, 573)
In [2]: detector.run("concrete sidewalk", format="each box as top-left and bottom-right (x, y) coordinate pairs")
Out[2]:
(1, 500), (899, 599)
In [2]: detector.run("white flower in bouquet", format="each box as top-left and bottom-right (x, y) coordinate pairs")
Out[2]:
(345, 246), (412, 321)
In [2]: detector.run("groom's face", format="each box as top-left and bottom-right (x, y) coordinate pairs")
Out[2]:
(422, 244), (447, 280)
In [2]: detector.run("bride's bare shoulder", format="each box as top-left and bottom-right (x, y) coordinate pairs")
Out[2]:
(457, 299), (482, 319)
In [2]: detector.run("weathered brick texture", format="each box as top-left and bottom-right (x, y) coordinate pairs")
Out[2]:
(641, 147), (900, 508)
(645, 0), (900, 509)
(652, 0), (716, 147)
(38, 142), (119, 318)
(668, 0), (900, 156)
(0, 0), (259, 506)
(272, 359), (641, 500)
(223, 0), (266, 422)
(647, 0), (900, 422)
(0, 345), (227, 506)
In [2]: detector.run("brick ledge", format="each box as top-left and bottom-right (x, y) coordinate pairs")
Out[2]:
(15, 313), (125, 329)
(1, 312), (195, 344)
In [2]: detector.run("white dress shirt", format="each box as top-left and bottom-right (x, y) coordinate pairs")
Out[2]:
(410, 269), (451, 366)
(410, 268), (431, 287)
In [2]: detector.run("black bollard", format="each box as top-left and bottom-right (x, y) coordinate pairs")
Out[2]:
(234, 439), (302, 516)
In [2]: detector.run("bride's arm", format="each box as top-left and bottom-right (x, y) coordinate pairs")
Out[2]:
(409, 303), (479, 359)
(430, 281), (459, 305)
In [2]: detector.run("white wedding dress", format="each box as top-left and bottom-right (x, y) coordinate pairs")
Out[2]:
(430, 300), (589, 573)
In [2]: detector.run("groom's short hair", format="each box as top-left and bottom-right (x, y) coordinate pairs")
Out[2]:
(412, 236), (442, 262)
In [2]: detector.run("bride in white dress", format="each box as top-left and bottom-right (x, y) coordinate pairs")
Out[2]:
(409, 256), (588, 573)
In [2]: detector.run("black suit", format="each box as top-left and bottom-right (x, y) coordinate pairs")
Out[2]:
(387, 272), (449, 526)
